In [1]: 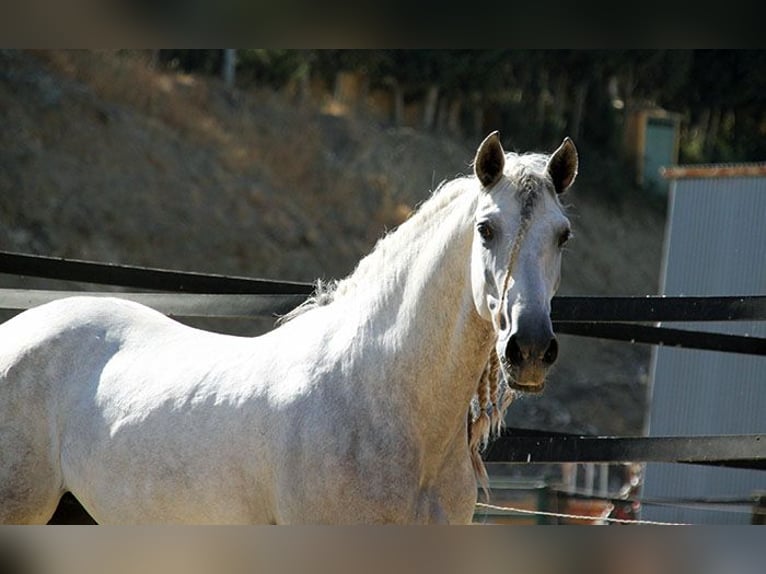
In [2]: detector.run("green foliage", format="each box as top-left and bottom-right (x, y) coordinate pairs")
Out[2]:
(236, 50), (311, 87)
(158, 49), (221, 75)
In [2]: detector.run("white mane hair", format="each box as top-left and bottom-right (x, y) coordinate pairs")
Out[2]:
(278, 173), (472, 323)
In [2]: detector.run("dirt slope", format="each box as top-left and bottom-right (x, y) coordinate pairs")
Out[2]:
(0, 50), (666, 435)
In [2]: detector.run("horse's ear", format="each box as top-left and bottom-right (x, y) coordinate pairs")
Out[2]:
(474, 131), (505, 189)
(547, 137), (578, 194)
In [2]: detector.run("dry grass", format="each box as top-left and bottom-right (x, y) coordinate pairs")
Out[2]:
(33, 50), (326, 199)
(35, 51), (217, 140)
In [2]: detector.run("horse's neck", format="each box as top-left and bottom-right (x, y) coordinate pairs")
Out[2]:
(334, 183), (494, 454)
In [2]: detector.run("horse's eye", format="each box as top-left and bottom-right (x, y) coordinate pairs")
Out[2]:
(477, 221), (494, 242)
(557, 228), (572, 248)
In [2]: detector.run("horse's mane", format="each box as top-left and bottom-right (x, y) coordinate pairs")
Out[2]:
(277, 173), (475, 324)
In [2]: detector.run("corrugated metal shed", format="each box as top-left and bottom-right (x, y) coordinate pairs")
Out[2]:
(642, 165), (766, 524)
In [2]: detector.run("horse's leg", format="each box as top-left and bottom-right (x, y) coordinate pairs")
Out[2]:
(429, 446), (478, 525)
(0, 427), (63, 524)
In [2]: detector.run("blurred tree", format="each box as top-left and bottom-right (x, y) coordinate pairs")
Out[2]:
(147, 49), (763, 164)
(157, 49), (220, 74)
(236, 50), (310, 90)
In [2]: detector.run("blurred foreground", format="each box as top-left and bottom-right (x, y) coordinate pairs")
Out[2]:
(1, 526), (764, 574)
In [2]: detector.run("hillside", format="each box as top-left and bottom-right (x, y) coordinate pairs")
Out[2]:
(0, 50), (667, 435)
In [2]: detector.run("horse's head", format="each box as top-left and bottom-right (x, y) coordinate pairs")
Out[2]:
(470, 131), (577, 394)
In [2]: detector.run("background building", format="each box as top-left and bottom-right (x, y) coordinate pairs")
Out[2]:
(642, 164), (766, 524)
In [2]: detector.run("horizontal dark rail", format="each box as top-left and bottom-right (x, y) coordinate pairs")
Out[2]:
(2, 249), (765, 359)
(554, 322), (766, 356)
(0, 289), (307, 319)
(5, 289), (764, 355)
(551, 295), (766, 323)
(2, 251), (765, 322)
(0, 251), (314, 295)
(484, 430), (766, 469)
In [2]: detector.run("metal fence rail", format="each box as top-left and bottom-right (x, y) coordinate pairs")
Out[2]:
(0, 288), (307, 319)
(486, 428), (766, 470)
(0, 250), (314, 294)
(550, 295), (766, 323)
(2, 251), (765, 354)
(553, 322), (766, 355)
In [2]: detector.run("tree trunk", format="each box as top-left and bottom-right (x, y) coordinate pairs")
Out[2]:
(697, 107), (711, 152)
(447, 96), (463, 137)
(298, 67), (311, 104)
(551, 73), (568, 131)
(423, 84), (440, 131)
(149, 50), (160, 69)
(705, 107), (721, 157)
(392, 80), (405, 126)
(618, 64), (638, 117)
(536, 69), (549, 128)
(358, 73), (370, 114)
(222, 49), (237, 89)
(333, 72), (344, 102)
(570, 80), (589, 141)
(471, 92), (484, 141)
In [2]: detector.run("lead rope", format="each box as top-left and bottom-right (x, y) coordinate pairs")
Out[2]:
(468, 344), (513, 499)
(474, 502), (691, 525)
(469, 348), (512, 451)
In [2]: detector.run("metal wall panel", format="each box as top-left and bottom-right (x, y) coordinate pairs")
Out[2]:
(642, 175), (766, 524)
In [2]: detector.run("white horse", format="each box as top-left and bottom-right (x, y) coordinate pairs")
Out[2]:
(0, 132), (577, 524)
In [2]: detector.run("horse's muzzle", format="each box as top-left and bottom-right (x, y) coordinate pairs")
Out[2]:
(499, 328), (558, 393)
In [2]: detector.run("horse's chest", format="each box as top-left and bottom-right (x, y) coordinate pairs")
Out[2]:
(276, 439), (476, 524)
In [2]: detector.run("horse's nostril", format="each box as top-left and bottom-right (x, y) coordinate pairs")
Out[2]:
(543, 337), (558, 365)
(505, 335), (524, 367)
(505, 334), (557, 367)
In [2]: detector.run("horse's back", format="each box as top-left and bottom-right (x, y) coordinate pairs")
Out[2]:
(1, 296), (174, 357)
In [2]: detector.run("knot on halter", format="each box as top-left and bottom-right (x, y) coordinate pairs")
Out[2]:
(468, 343), (515, 497)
